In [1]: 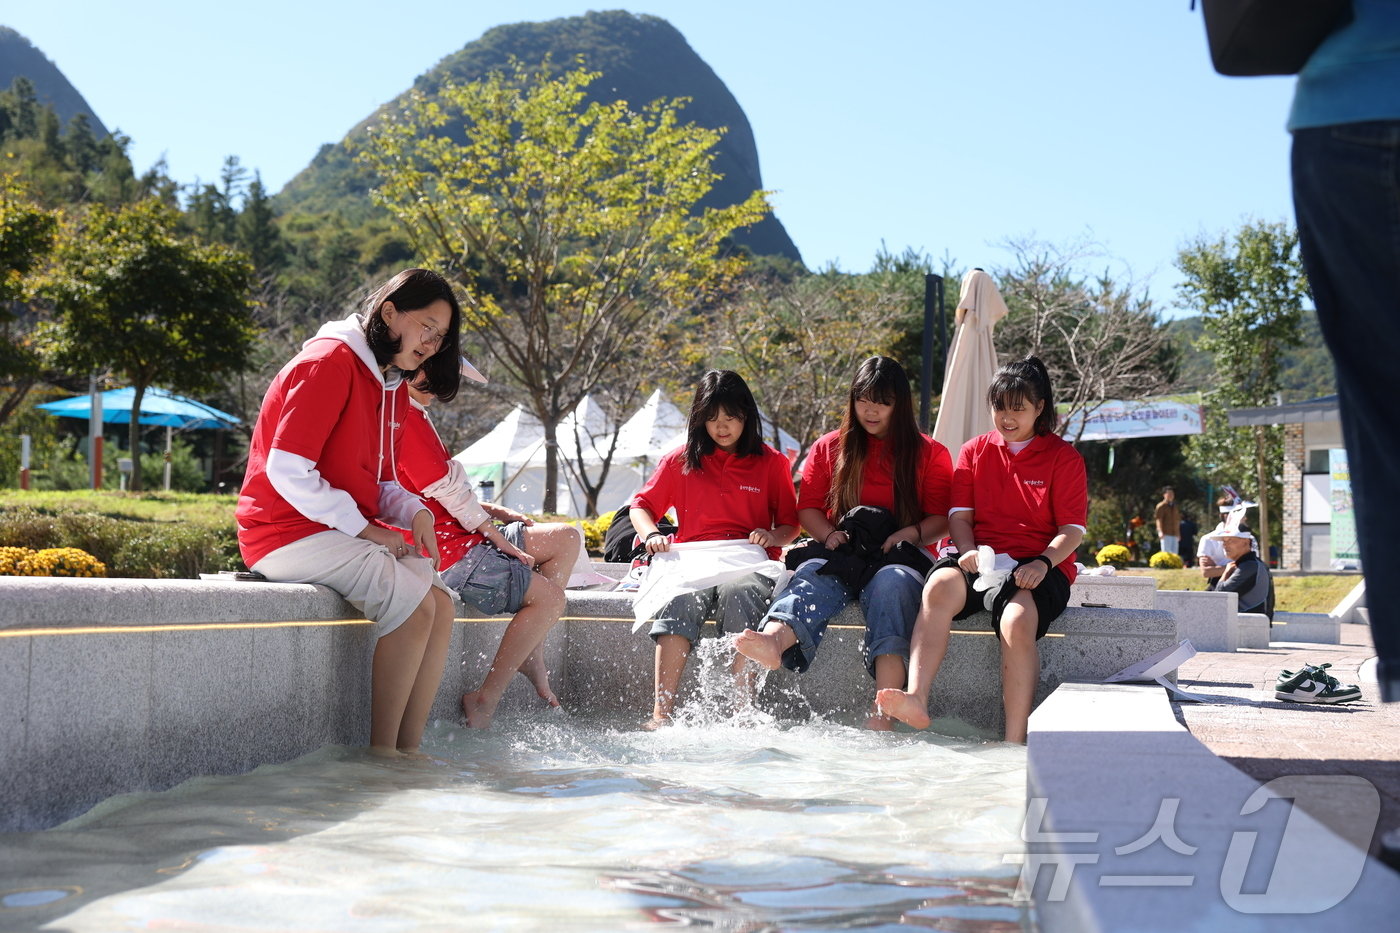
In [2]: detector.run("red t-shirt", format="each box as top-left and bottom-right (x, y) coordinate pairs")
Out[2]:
(950, 430), (1088, 583)
(631, 445), (799, 559)
(236, 340), (405, 567)
(392, 402), (485, 571)
(796, 430), (953, 525)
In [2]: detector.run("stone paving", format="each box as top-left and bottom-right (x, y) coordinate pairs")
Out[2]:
(1172, 622), (1399, 861)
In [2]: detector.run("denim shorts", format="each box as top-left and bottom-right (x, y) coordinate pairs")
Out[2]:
(439, 522), (532, 616)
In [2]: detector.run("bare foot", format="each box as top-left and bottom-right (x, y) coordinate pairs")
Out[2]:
(875, 688), (931, 730)
(398, 748), (434, 761)
(733, 629), (783, 671)
(461, 690), (495, 729)
(534, 684), (561, 708)
(641, 715), (671, 731)
(368, 745), (405, 759)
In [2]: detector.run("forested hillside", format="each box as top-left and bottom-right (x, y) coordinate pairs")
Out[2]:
(276, 10), (802, 264)
(1167, 312), (1337, 402)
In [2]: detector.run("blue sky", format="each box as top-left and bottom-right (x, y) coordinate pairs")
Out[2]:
(8, 2), (1298, 315)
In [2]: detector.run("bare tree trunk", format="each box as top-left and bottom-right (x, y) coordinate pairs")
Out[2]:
(542, 417), (558, 516)
(128, 384), (146, 493)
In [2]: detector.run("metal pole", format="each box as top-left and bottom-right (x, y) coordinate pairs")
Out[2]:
(19, 434), (30, 490)
(920, 274), (942, 432)
(88, 374), (102, 490)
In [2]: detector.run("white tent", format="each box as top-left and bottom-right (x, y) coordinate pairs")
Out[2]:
(611, 388), (688, 480)
(454, 390), (803, 517)
(453, 396), (641, 517)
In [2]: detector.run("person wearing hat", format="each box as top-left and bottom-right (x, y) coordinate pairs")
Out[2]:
(1209, 524), (1275, 621)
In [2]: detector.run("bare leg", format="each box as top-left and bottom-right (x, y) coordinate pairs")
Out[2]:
(865, 654), (907, 731)
(370, 589), (440, 755)
(518, 647), (560, 706)
(644, 633), (692, 729)
(462, 574), (565, 729)
(733, 620), (797, 671)
(511, 524), (580, 705)
(876, 568), (964, 729)
(998, 591), (1040, 744)
(393, 586), (456, 753)
(523, 523), (583, 590)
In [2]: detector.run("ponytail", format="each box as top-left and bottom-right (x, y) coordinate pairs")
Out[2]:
(987, 356), (1058, 436)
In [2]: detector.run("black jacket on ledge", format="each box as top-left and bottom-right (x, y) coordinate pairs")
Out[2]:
(784, 505), (933, 592)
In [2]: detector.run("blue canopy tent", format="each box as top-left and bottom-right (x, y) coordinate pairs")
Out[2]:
(37, 387), (240, 490)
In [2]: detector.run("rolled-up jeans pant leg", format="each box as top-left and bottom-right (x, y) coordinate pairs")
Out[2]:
(860, 564), (925, 677)
(755, 559), (855, 669)
(714, 572), (777, 635)
(1293, 121), (1400, 701)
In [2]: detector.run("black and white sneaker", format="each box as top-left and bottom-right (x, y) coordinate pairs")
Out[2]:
(1275, 664), (1362, 704)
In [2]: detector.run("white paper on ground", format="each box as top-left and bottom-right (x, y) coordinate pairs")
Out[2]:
(1104, 639), (1210, 702)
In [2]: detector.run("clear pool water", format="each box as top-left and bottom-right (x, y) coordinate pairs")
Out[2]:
(0, 648), (1031, 931)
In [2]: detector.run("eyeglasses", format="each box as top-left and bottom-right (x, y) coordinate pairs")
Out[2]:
(411, 313), (447, 349)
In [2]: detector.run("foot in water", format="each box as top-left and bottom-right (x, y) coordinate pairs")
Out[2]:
(864, 707), (894, 732)
(461, 690), (495, 729)
(641, 714), (672, 732)
(875, 688), (931, 730)
(733, 629), (784, 671)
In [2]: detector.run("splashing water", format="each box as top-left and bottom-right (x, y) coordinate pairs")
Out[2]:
(0, 704), (1031, 931)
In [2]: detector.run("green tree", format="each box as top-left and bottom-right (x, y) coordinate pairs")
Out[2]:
(357, 59), (769, 512)
(1176, 220), (1309, 558)
(0, 174), (58, 427)
(710, 265), (905, 459)
(994, 236), (1178, 438)
(40, 199), (257, 491)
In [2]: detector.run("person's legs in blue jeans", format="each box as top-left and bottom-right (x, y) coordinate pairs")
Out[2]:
(733, 559), (854, 673)
(860, 564), (925, 730)
(1293, 121), (1400, 701)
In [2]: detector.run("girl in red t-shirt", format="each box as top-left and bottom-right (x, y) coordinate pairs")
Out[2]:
(395, 375), (578, 725)
(734, 357), (952, 730)
(629, 371), (800, 729)
(237, 269), (463, 758)
(879, 356), (1087, 743)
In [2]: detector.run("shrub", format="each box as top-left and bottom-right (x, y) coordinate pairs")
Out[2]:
(1149, 550), (1185, 570)
(569, 509), (617, 555)
(0, 545), (107, 577)
(0, 506), (238, 578)
(0, 545), (34, 575)
(1096, 544), (1133, 567)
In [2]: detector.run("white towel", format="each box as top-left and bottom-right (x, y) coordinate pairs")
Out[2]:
(972, 545), (1019, 592)
(631, 539), (790, 632)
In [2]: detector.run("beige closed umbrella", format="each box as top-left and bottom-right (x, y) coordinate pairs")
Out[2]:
(931, 268), (1010, 456)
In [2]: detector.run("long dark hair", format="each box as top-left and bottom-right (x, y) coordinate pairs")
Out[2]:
(683, 370), (764, 472)
(987, 355), (1057, 436)
(830, 356), (922, 527)
(363, 268), (463, 402)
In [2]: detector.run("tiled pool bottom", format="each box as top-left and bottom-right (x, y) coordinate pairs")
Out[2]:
(0, 707), (1030, 931)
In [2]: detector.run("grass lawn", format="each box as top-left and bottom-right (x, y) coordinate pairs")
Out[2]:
(1117, 567), (1361, 614)
(0, 489), (238, 524)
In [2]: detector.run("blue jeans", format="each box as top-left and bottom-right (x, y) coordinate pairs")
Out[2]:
(1293, 121), (1400, 701)
(757, 559), (924, 675)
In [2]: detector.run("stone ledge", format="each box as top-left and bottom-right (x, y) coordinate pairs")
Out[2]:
(1027, 682), (1400, 930)
(0, 577), (1177, 832)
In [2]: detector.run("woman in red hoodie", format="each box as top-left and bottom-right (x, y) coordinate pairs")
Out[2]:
(237, 269), (462, 758)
